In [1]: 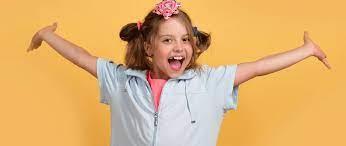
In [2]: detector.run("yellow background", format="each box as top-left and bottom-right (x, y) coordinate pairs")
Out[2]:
(1, 0), (345, 145)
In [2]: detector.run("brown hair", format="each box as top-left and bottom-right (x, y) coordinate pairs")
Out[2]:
(119, 9), (211, 71)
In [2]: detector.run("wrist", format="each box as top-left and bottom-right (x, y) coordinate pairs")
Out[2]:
(299, 44), (314, 57)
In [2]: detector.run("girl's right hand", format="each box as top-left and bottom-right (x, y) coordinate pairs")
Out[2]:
(27, 22), (58, 52)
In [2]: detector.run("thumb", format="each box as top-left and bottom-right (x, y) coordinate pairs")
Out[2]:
(321, 58), (332, 69)
(304, 31), (309, 44)
(52, 22), (58, 32)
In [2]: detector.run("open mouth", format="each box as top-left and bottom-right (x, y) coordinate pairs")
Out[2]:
(168, 56), (185, 71)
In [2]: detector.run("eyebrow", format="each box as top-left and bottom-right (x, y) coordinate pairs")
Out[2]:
(158, 34), (189, 38)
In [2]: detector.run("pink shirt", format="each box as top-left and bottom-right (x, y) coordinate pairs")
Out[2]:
(146, 71), (167, 112)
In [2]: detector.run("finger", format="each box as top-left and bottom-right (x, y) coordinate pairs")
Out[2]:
(26, 47), (31, 52)
(52, 22), (58, 31)
(304, 31), (309, 38)
(32, 41), (42, 49)
(27, 42), (34, 52)
(321, 58), (332, 69)
(304, 31), (311, 43)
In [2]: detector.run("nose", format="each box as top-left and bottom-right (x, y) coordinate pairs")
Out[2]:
(173, 41), (184, 53)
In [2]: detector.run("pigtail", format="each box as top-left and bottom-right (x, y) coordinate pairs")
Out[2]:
(119, 23), (141, 42)
(194, 28), (211, 53)
(119, 22), (151, 70)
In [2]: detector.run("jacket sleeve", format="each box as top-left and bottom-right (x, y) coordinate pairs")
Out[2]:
(205, 64), (239, 113)
(96, 57), (124, 105)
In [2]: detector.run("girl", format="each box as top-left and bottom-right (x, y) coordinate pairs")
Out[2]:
(27, 0), (331, 145)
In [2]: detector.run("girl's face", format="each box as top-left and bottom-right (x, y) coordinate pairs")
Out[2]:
(146, 17), (193, 80)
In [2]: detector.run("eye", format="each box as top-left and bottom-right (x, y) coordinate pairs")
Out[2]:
(182, 38), (190, 42)
(163, 39), (172, 43)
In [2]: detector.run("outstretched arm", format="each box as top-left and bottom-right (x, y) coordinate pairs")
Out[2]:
(234, 31), (331, 86)
(27, 22), (98, 78)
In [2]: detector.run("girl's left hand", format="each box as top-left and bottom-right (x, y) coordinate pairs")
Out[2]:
(303, 31), (332, 69)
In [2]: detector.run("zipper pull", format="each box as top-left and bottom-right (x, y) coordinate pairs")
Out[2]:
(154, 112), (158, 127)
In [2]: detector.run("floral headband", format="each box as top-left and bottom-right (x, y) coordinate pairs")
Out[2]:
(153, 0), (181, 20)
(136, 0), (181, 30)
(137, 0), (199, 36)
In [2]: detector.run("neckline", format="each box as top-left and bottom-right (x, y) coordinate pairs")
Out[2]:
(147, 70), (168, 82)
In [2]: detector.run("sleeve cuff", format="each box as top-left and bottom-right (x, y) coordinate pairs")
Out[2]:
(223, 64), (239, 112)
(224, 85), (239, 112)
(97, 58), (111, 105)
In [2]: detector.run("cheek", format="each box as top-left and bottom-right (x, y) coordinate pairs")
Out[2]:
(157, 49), (169, 58)
(154, 49), (169, 64)
(186, 47), (193, 60)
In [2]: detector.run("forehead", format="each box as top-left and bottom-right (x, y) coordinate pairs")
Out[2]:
(157, 17), (188, 36)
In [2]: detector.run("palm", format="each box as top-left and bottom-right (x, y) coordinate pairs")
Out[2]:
(303, 31), (331, 69)
(27, 22), (58, 52)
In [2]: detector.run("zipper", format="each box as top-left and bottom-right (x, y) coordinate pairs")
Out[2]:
(151, 96), (159, 146)
(144, 78), (158, 146)
(150, 79), (172, 146)
(154, 112), (158, 126)
(152, 112), (158, 146)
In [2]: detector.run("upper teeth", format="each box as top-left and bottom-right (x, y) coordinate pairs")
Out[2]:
(172, 56), (183, 60)
(175, 56), (183, 60)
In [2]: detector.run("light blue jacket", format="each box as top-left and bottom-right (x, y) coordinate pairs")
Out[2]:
(97, 57), (239, 146)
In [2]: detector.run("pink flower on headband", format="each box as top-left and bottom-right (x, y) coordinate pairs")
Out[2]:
(153, 0), (181, 20)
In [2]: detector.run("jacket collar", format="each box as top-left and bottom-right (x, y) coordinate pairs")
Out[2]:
(124, 68), (197, 81)
(124, 67), (197, 124)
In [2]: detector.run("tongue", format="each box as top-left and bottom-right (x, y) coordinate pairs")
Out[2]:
(169, 60), (182, 71)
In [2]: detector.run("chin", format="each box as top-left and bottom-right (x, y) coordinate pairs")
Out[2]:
(167, 66), (186, 79)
